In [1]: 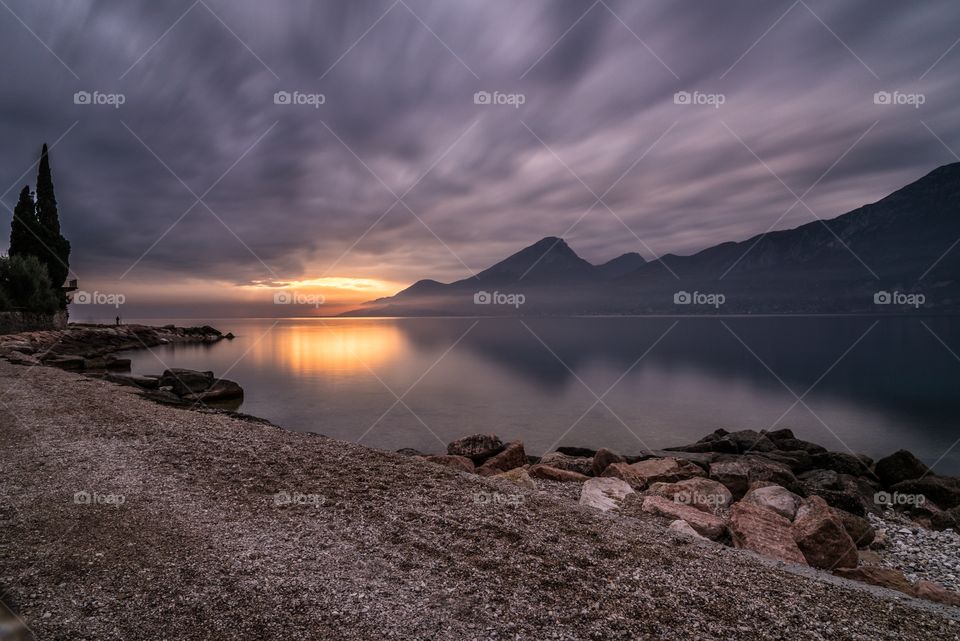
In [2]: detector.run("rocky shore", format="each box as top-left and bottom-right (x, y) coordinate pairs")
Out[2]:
(410, 430), (960, 610)
(0, 323), (246, 410)
(1, 326), (959, 639)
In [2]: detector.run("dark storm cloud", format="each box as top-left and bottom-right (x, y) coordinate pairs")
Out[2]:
(1, 0), (959, 298)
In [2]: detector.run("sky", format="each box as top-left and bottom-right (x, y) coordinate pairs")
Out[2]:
(0, 0), (958, 317)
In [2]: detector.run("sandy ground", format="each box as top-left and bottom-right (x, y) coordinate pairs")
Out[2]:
(1, 360), (958, 641)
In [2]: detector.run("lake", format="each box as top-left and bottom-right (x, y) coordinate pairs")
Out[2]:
(116, 316), (960, 474)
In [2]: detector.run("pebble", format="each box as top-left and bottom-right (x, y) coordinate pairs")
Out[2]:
(870, 511), (960, 592)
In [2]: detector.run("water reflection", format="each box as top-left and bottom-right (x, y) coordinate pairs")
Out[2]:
(121, 316), (960, 473)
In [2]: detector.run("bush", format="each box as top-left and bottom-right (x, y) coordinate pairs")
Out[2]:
(0, 254), (59, 313)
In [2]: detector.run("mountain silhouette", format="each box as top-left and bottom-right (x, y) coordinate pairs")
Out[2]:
(345, 163), (960, 316)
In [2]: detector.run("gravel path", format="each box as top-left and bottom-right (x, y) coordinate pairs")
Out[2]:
(1, 360), (958, 640)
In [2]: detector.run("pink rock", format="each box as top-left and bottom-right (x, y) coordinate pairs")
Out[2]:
(640, 495), (726, 540)
(791, 496), (858, 569)
(729, 501), (807, 565)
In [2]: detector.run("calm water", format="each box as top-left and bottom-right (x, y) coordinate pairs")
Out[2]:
(116, 317), (960, 474)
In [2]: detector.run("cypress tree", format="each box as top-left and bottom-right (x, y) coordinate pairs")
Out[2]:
(36, 144), (60, 234)
(9, 186), (39, 259)
(33, 144), (70, 299)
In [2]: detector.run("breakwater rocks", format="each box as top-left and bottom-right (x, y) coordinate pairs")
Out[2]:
(0, 323), (231, 368)
(0, 323), (244, 409)
(409, 429), (960, 608)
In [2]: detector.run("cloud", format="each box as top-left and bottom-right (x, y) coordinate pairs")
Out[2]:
(0, 0), (958, 313)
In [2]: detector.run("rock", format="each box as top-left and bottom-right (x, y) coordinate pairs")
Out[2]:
(579, 477), (635, 512)
(755, 450), (815, 474)
(792, 496), (858, 569)
(668, 519), (708, 541)
(539, 451), (594, 476)
(810, 452), (874, 478)
(709, 456), (799, 500)
(830, 508), (875, 547)
(424, 455), (475, 473)
(874, 450), (931, 488)
(765, 428), (795, 441)
(646, 450), (716, 470)
(224, 332), (235, 340)
(494, 467), (536, 490)
(770, 438), (827, 454)
(44, 354), (86, 370)
(528, 464), (588, 483)
(476, 441), (526, 476)
(729, 501), (807, 565)
(890, 476), (960, 509)
(105, 374), (160, 390)
(912, 581), (960, 607)
(718, 429), (778, 453)
(742, 485), (802, 521)
(182, 379), (244, 402)
(798, 469), (873, 516)
(627, 458), (706, 490)
(834, 566), (914, 594)
(447, 434), (505, 464)
(159, 368), (215, 396)
(592, 447), (625, 476)
(557, 446), (597, 458)
(104, 356), (131, 370)
(6, 351), (40, 366)
(646, 478), (732, 515)
(640, 495), (726, 540)
(396, 448), (427, 457)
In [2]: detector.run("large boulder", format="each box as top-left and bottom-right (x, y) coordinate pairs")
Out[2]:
(810, 451), (874, 478)
(833, 566), (914, 594)
(447, 434), (505, 464)
(791, 496), (858, 569)
(494, 467), (536, 490)
(539, 451), (594, 476)
(603, 458), (704, 490)
(579, 477), (635, 512)
(592, 447), (625, 476)
(528, 464), (588, 483)
(875, 450), (930, 488)
(159, 368), (214, 396)
(890, 476), (960, 509)
(709, 456), (799, 499)
(755, 450), (815, 474)
(798, 469), (874, 516)
(424, 455), (475, 473)
(728, 502), (807, 565)
(646, 478), (732, 516)
(830, 508), (875, 547)
(182, 378), (243, 402)
(770, 437), (827, 454)
(476, 441), (526, 476)
(640, 495), (727, 540)
(742, 485), (802, 521)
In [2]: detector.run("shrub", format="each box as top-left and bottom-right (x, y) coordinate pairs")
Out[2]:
(0, 254), (59, 313)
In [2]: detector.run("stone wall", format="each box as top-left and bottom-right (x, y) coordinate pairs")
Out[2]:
(0, 310), (68, 334)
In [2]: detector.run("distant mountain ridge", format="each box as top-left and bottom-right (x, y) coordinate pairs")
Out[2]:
(345, 163), (960, 316)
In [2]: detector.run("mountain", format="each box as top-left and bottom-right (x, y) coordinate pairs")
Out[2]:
(344, 163), (960, 316)
(597, 252), (646, 278)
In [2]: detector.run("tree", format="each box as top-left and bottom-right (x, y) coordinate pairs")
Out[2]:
(0, 254), (58, 313)
(8, 186), (40, 259)
(34, 144), (70, 295)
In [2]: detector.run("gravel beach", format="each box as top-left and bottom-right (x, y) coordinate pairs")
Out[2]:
(1, 359), (958, 640)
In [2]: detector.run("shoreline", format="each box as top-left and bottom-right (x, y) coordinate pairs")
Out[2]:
(1, 326), (960, 638)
